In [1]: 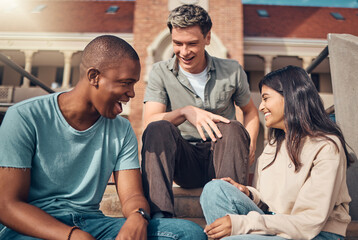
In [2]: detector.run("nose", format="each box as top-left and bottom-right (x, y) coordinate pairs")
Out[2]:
(180, 44), (190, 56)
(127, 85), (135, 98)
(259, 101), (265, 112)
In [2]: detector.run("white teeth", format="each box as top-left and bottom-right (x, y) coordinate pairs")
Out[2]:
(264, 112), (271, 117)
(118, 101), (127, 105)
(182, 57), (193, 61)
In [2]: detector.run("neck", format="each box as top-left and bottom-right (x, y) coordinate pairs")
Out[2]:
(58, 84), (100, 131)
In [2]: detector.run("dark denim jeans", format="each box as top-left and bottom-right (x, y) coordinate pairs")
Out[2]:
(0, 212), (207, 240)
(141, 120), (250, 216)
(200, 180), (344, 240)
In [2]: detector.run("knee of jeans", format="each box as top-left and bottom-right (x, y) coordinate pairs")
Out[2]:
(143, 120), (174, 138)
(218, 120), (250, 141)
(142, 120), (175, 142)
(200, 180), (226, 206)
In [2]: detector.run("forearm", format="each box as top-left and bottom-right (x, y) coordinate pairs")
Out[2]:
(121, 193), (150, 218)
(243, 109), (259, 148)
(144, 106), (190, 128)
(0, 201), (90, 240)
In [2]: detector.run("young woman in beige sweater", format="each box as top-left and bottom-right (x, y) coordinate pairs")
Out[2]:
(200, 65), (353, 240)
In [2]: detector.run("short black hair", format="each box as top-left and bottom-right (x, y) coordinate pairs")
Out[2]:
(80, 35), (139, 77)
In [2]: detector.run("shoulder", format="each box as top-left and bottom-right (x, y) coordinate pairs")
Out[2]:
(7, 93), (57, 117)
(302, 135), (346, 165)
(211, 56), (241, 69)
(304, 135), (343, 153)
(151, 58), (173, 71)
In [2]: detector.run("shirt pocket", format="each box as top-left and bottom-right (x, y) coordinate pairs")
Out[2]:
(212, 90), (234, 111)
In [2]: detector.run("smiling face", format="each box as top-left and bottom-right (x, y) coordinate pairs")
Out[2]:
(171, 25), (210, 74)
(90, 59), (140, 119)
(259, 85), (286, 131)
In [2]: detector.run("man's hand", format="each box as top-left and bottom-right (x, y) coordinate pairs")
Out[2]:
(221, 177), (250, 197)
(182, 106), (230, 142)
(115, 169), (149, 240)
(115, 213), (147, 240)
(204, 215), (232, 239)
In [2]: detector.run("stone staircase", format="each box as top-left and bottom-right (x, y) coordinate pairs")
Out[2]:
(100, 184), (358, 239)
(99, 184), (206, 227)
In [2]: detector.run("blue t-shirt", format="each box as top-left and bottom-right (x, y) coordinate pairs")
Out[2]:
(0, 92), (139, 215)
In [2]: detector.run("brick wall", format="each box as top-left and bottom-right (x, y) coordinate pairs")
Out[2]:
(209, 0), (244, 64)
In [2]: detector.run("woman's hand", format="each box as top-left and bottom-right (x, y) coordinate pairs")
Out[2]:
(221, 177), (250, 198)
(204, 215), (232, 239)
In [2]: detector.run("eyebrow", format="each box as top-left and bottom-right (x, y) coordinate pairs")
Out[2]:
(261, 93), (269, 98)
(173, 39), (199, 44)
(117, 78), (138, 83)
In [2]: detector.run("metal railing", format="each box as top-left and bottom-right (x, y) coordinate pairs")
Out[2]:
(0, 53), (54, 94)
(305, 46), (329, 74)
(304, 46), (333, 114)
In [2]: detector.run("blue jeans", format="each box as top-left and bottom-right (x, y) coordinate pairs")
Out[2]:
(200, 180), (344, 240)
(0, 212), (207, 240)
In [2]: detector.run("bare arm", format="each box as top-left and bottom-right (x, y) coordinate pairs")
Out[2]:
(114, 169), (149, 240)
(240, 98), (260, 166)
(0, 168), (94, 240)
(143, 101), (186, 127)
(143, 101), (230, 142)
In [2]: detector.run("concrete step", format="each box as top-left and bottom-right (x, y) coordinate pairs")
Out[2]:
(173, 186), (203, 218)
(99, 184), (358, 239)
(99, 184), (204, 218)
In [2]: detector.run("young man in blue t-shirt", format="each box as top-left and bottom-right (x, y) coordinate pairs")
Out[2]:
(0, 35), (206, 240)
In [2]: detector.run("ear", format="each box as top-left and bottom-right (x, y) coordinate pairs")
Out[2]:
(205, 31), (211, 46)
(87, 68), (100, 86)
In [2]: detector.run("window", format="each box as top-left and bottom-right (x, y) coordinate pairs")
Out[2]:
(56, 67), (64, 85)
(55, 67), (74, 87)
(257, 9), (269, 18)
(106, 5), (119, 14)
(330, 12), (345, 20)
(0, 66), (3, 85)
(311, 73), (320, 92)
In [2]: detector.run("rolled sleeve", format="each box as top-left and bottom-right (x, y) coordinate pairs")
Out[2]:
(233, 65), (251, 107)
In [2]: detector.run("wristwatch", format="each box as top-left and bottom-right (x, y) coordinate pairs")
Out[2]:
(135, 208), (151, 223)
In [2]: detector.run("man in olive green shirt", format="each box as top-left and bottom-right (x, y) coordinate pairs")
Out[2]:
(141, 4), (259, 218)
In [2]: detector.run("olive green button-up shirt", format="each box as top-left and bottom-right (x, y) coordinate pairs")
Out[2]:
(144, 52), (251, 142)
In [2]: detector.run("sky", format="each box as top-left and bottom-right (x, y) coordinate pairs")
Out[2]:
(241, 0), (358, 8)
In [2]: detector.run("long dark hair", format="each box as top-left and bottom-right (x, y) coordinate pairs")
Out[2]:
(259, 65), (353, 171)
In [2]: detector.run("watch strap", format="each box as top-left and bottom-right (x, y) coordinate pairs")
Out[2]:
(134, 208), (151, 223)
